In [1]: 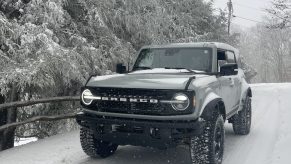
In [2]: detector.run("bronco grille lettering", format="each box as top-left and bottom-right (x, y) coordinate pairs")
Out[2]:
(110, 97), (118, 101)
(129, 98), (138, 102)
(97, 96), (159, 103)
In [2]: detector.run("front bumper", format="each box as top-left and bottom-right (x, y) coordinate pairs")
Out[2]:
(76, 110), (205, 149)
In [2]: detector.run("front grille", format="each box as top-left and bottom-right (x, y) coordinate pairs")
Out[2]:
(85, 87), (193, 115)
(97, 101), (166, 114)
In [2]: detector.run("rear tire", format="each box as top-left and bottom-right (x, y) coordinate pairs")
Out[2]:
(232, 96), (252, 135)
(80, 128), (118, 158)
(190, 106), (225, 164)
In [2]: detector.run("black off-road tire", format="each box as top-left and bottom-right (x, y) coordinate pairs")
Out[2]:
(190, 108), (225, 164)
(232, 96), (252, 135)
(80, 128), (118, 158)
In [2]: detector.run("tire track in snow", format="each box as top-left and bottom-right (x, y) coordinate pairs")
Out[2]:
(223, 89), (273, 164)
(268, 85), (291, 164)
(224, 85), (285, 164)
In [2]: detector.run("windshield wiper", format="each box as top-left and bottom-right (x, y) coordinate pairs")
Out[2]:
(164, 67), (196, 73)
(164, 67), (218, 75)
(132, 66), (152, 71)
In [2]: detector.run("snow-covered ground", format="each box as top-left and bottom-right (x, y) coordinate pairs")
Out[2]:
(0, 83), (291, 164)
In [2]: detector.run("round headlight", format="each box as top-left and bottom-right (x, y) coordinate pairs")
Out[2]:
(81, 89), (93, 105)
(171, 93), (190, 111)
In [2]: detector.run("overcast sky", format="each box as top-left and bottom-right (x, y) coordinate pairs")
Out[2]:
(213, 0), (272, 28)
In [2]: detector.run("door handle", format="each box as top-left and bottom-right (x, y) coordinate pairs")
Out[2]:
(229, 78), (234, 87)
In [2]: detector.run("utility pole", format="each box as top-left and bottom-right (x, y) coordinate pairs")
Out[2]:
(227, 0), (233, 36)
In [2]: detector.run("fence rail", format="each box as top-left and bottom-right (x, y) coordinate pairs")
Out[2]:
(0, 96), (80, 131)
(0, 96), (80, 111)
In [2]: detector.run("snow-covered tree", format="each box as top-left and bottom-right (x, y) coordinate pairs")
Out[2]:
(266, 0), (291, 29)
(0, 0), (240, 150)
(238, 2), (291, 83)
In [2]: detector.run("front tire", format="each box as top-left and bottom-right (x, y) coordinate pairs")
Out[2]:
(190, 109), (225, 164)
(80, 128), (118, 158)
(232, 96), (252, 135)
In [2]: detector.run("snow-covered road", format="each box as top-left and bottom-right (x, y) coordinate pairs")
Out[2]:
(1, 83), (291, 164)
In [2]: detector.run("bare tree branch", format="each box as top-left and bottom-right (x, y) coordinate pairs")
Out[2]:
(0, 113), (77, 131)
(0, 96), (80, 111)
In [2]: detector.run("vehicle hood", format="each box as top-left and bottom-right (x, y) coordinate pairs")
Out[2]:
(86, 69), (210, 90)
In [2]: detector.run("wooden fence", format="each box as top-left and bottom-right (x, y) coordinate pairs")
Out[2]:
(0, 96), (80, 131)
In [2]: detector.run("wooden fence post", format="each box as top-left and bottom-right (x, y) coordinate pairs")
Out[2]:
(1, 84), (18, 150)
(0, 94), (6, 151)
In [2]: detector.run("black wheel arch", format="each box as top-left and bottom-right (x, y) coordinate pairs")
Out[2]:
(247, 88), (252, 97)
(201, 98), (226, 121)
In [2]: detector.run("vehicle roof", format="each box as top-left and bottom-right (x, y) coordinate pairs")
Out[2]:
(141, 42), (238, 53)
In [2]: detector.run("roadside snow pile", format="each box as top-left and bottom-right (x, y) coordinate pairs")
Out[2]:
(14, 137), (37, 147)
(0, 83), (291, 164)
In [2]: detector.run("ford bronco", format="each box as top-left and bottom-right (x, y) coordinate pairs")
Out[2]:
(76, 42), (252, 164)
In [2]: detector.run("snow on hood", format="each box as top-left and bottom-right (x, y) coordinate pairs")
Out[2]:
(129, 68), (205, 74)
(86, 70), (205, 90)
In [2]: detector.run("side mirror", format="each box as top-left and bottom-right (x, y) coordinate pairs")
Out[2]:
(220, 63), (238, 76)
(116, 63), (127, 74)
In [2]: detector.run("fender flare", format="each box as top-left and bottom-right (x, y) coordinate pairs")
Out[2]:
(242, 87), (252, 101)
(247, 88), (252, 97)
(200, 93), (226, 121)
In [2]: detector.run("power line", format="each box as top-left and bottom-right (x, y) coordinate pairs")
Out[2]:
(215, 0), (268, 12)
(216, 0), (291, 27)
(232, 1), (291, 24)
(232, 15), (265, 24)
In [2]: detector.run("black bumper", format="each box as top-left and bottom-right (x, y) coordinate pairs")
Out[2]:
(76, 111), (205, 149)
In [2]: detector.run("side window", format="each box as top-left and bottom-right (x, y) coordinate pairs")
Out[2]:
(217, 50), (227, 71)
(217, 50), (237, 72)
(226, 51), (236, 64)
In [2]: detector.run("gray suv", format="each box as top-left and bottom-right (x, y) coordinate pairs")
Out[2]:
(76, 42), (252, 164)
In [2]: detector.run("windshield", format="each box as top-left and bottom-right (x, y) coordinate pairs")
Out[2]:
(133, 48), (213, 72)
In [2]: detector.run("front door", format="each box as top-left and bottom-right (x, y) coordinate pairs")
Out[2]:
(217, 50), (239, 114)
